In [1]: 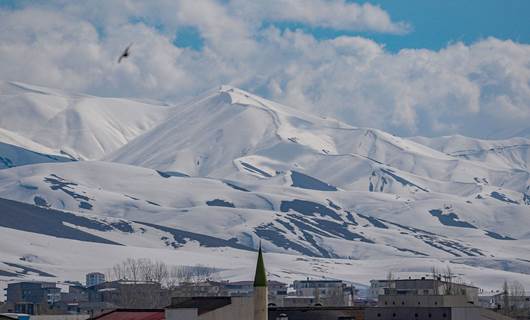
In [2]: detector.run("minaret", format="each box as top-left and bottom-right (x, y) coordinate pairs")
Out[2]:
(253, 243), (268, 320)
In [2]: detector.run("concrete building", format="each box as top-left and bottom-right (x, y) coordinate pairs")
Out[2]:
(164, 244), (268, 320)
(166, 296), (253, 320)
(282, 296), (318, 308)
(479, 291), (530, 319)
(86, 281), (165, 309)
(368, 279), (392, 301)
(365, 278), (512, 320)
(269, 306), (365, 320)
(221, 280), (286, 296)
(292, 279), (354, 306)
(4, 282), (61, 314)
(170, 281), (223, 298)
(365, 306), (514, 320)
(85, 274), (105, 288)
(371, 278), (479, 306)
(90, 309), (164, 320)
(220, 280), (287, 307)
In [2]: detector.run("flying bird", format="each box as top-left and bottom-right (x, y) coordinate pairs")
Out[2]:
(118, 43), (133, 63)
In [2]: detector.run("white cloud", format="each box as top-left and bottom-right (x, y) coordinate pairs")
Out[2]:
(0, 3), (529, 138)
(228, 0), (410, 34)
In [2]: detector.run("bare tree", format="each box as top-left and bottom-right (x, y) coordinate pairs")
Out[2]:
(169, 264), (218, 285)
(501, 280), (528, 317)
(441, 266), (454, 295)
(502, 280), (510, 314)
(431, 267), (440, 295)
(106, 258), (172, 308)
(170, 265), (193, 284)
(152, 260), (169, 285)
(109, 258), (170, 284)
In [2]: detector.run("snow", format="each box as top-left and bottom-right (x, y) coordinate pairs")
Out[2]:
(0, 81), (173, 160)
(1, 82), (530, 294)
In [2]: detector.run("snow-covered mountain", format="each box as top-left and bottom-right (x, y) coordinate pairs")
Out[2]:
(412, 134), (530, 171)
(0, 81), (172, 160)
(1, 81), (530, 291)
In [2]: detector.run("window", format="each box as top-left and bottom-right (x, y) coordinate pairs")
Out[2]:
(415, 314), (418, 318)
(377, 313), (381, 317)
(393, 313), (396, 317)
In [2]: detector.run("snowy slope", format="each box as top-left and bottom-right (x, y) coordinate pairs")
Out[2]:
(2, 198), (530, 294)
(0, 128), (74, 169)
(412, 135), (530, 171)
(0, 81), (172, 160)
(1, 82), (530, 292)
(1, 161), (529, 263)
(105, 86), (530, 199)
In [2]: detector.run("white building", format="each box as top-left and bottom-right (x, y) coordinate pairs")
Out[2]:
(370, 278), (479, 306)
(85, 273), (105, 288)
(292, 279), (354, 306)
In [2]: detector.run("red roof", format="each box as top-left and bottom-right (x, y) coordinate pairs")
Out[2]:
(91, 309), (164, 320)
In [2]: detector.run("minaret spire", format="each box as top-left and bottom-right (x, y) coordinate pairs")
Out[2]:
(253, 242), (268, 320)
(253, 242), (267, 287)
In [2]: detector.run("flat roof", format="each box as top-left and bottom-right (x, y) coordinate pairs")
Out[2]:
(90, 309), (164, 320)
(168, 297), (232, 315)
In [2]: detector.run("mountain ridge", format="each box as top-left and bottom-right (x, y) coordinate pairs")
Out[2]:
(1, 81), (530, 290)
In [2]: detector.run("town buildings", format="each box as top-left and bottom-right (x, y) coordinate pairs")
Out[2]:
(364, 278), (512, 320)
(163, 244), (268, 320)
(1, 254), (523, 320)
(85, 274), (105, 288)
(4, 282), (61, 314)
(372, 278), (479, 307)
(292, 279), (354, 307)
(86, 280), (166, 309)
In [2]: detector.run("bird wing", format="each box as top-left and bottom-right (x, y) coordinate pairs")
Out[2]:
(124, 43), (132, 54)
(117, 43), (133, 63)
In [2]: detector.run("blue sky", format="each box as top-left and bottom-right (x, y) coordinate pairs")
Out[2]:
(4, 0), (529, 52)
(1, 1), (530, 138)
(269, 0), (530, 52)
(365, 0), (530, 51)
(167, 0), (530, 52)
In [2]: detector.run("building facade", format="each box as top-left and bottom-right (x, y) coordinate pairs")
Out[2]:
(4, 282), (61, 314)
(85, 273), (105, 288)
(371, 278), (479, 306)
(292, 279), (354, 306)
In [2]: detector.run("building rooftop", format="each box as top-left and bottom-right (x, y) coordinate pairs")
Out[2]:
(295, 279), (345, 283)
(372, 278), (478, 289)
(224, 280), (286, 287)
(90, 309), (164, 320)
(168, 297), (232, 315)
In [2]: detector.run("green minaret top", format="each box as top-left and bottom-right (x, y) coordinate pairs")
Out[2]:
(253, 243), (267, 287)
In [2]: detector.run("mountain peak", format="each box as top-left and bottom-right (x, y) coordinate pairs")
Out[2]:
(217, 85), (265, 109)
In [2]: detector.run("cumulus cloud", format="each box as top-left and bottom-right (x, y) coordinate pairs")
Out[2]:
(264, 36), (530, 138)
(0, 2), (529, 138)
(228, 0), (410, 34)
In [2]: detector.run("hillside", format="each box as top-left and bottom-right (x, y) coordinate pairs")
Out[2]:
(1, 82), (530, 291)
